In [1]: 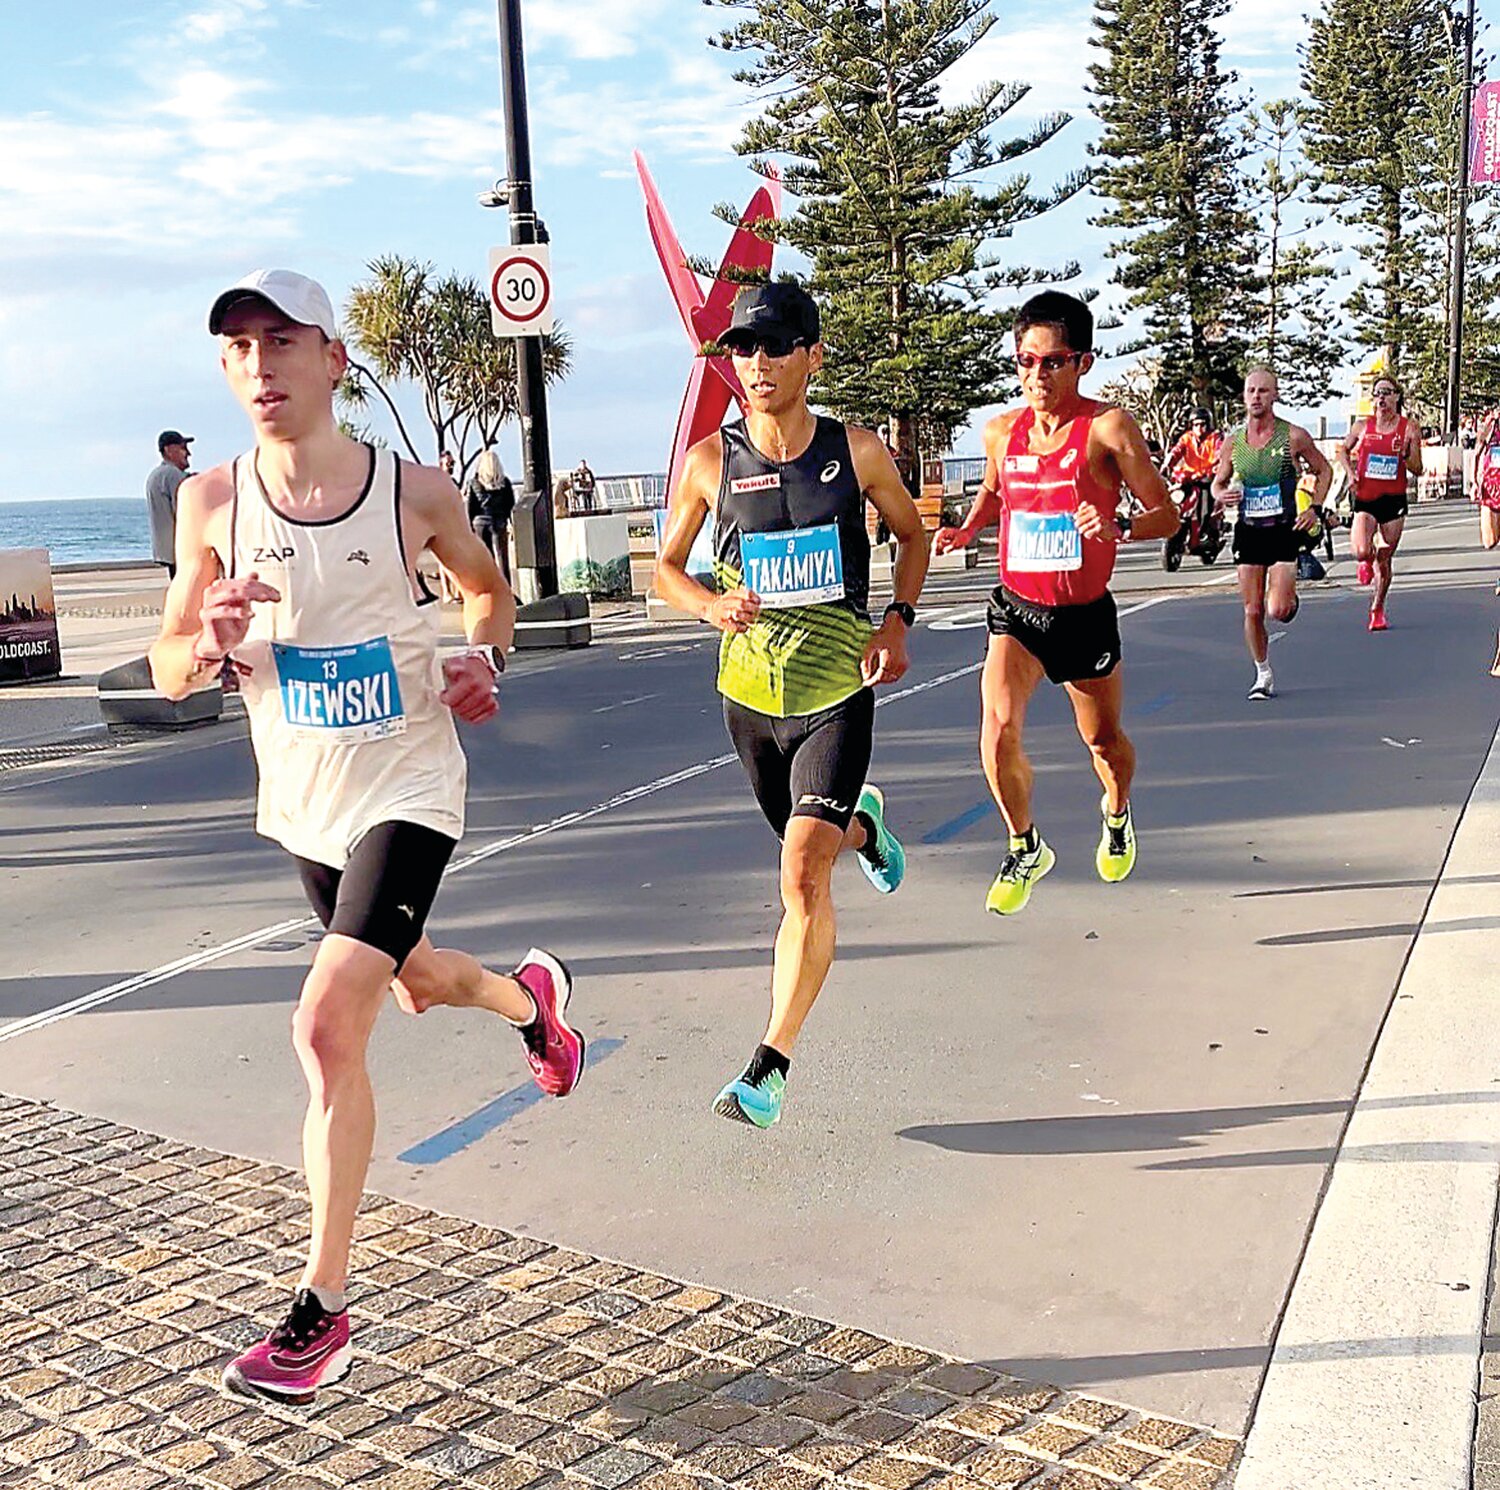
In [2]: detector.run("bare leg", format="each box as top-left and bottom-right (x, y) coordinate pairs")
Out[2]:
(1266, 562), (1299, 623)
(1371, 516), (1404, 613)
(762, 817), (847, 1055)
(1066, 669), (1134, 813)
(1238, 565), (1270, 662)
(979, 635), (1046, 835)
(291, 934), (395, 1292)
(1349, 510), (1377, 567)
(1480, 507), (1500, 551)
(393, 936), (534, 1022)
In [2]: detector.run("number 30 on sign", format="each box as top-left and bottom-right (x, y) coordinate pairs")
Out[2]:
(488, 246), (554, 337)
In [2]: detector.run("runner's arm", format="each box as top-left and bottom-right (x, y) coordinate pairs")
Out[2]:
(934, 429), (1004, 552)
(653, 437), (758, 633)
(1406, 421), (1424, 476)
(851, 428), (929, 611)
(410, 463), (514, 654)
(1210, 437), (1237, 510)
(1291, 425), (1333, 507)
(1091, 408), (1179, 541)
(1337, 422), (1362, 483)
(149, 470), (238, 700)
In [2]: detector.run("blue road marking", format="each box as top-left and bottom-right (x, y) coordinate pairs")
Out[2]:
(923, 800), (996, 845)
(398, 1037), (624, 1166)
(1138, 691), (1176, 716)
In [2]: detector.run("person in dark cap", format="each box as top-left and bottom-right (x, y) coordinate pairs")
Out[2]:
(655, 281), (930, 1130)
(146, 430), (194, 578)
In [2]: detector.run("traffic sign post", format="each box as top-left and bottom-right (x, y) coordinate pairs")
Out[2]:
(489, 245), (554, 337)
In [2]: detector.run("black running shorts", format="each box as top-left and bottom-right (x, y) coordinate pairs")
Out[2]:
(986, 585), (1121, 686)
(1232, 521), (1301, 568)
(723, 688), (875, 838)
(1353, 492), (1409, 526)
(293, 820), (457, 970)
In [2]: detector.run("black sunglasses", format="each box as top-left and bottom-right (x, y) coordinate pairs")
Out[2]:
(723, 334), (808, 359)
(1015, 351), (1083, 372)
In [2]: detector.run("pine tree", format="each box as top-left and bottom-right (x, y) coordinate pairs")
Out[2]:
(707, 0), (1085, 475)
(1088, 0), (1257, 410)
(1244, 100), (1346, 407)
(1300, 0), (1450, 375)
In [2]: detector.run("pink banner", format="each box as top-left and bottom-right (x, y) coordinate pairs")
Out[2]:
(1473, 79), (1500, 184)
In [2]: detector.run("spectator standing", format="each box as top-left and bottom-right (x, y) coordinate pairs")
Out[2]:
(571, 458), (596, 515)
(466, 448), (516, 580)
(147, 430), (193, 578)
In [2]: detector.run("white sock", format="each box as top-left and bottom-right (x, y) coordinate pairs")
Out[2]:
(1255, 660), (1273, 685)
(307, 1284), (346, 1314)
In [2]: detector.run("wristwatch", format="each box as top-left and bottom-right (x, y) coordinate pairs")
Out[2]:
(463, 644), (506, 675)
(883, 601), (916, 628)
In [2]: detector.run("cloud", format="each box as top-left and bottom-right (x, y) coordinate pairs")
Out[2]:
(179, 0), (272, 46)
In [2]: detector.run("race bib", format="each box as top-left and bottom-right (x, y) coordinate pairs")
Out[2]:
(1366, 452), (1400, 481)
(272, 637), (406, 743)
(1008, 510), (1082, 572)
(740, 524), (845, 609)
(1242, 482), (1284, 521)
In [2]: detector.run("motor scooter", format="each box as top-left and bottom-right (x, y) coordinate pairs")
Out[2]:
(1161, 477), (1225, 571)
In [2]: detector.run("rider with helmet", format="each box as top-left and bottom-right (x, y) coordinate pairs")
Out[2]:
(1162, 408), (1225, 569)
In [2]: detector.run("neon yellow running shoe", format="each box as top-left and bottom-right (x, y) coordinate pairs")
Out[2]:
(1096, 798), (1137, 883)
(985, 835), (1055, 915)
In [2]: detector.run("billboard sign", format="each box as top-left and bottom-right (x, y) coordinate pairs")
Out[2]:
(1473, 80), (1500, 185)
(0, 548), (62, 683)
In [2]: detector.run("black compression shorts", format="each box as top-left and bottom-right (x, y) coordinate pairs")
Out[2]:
(1353, 491), (1409, 526)
(723, 688), (874, 838)
(986, 585), (1121, 686)
(293, 820), (457, 970)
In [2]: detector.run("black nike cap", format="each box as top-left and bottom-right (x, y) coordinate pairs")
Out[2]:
(722, 282), (820, 352)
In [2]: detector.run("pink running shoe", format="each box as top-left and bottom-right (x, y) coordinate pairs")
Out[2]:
(1369, 607), (1388, 632)
(223, 1289), (351, 1405)
(1356, 560), (1373, 587)
(515, 947), (585, 1097)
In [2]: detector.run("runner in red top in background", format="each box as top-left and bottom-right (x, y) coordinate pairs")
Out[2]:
(935, 290), (1179, 916)
(1338, 375), (1422, 631)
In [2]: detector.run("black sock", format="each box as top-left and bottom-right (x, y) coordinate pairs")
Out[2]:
(853, 809), (880, 860)
(1014, 826), (1039, 853)
(744, 1043), (790, 1086)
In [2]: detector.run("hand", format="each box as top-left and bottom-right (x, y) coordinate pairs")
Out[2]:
(440, 654), (499, 724)
(706, 587), (761, 634)
(933, 526), (969, 556)
(197, 571), (281, 657)
(860, 617), (910, 687)
(1293, 506), (1320, 534)
(1075, 502), (1119, 542)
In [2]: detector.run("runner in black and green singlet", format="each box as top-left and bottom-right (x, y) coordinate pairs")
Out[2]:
(1212, 367), (1331, 701)
(655, 283), (929, 1129)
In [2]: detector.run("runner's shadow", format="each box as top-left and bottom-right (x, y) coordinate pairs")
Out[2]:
(1258, 915), (1500, 946)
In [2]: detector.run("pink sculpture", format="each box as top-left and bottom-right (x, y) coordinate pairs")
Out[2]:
(635, 152), (781, 500)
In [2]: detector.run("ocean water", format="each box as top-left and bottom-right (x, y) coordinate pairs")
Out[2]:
(0, 497), (152, 566)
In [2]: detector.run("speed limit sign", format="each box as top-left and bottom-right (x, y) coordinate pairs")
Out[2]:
(488, 245), (553, 337)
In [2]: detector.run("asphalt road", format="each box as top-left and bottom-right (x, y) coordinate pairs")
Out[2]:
(2, 505), (1496, 1436)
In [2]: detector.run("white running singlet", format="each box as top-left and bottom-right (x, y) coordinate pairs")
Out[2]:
(221, 444), (466, 867)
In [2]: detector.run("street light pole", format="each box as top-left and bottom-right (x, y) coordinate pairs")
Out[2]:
(494, 0), (557, 599)
(1444, 0), (1478, 439)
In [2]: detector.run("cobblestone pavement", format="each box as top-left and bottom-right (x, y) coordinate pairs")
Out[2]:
(0, 1094), (1239, 1489)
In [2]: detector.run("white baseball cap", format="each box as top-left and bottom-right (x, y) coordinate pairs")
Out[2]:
(207, 269), (338, 338)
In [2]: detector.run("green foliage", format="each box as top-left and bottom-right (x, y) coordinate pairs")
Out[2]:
(1088, 0), (1257, 408)
(1300, 0), (1450, 375)
(1244, 100), (1347, 406)
(339, 254), (572, 482)
(707, 0), (1084, 468)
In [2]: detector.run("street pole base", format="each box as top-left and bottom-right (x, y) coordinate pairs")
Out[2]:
(514, 593), (591, 650)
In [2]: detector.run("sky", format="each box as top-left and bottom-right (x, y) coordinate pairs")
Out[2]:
(2, 0), (1325, 502)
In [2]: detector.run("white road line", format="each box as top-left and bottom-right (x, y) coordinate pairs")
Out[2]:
(0, 581), (1249, 1043)
(1234, 721), (1500, 1490)
(592, 693), (660, 714)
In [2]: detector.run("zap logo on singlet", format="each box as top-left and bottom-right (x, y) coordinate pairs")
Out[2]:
(272, 637), (406, 743)
(1008, 511), (1082, 572)
(739, 524), (845, 609)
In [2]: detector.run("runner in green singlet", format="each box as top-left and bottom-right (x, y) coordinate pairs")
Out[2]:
(1211, 368), (1331, 701)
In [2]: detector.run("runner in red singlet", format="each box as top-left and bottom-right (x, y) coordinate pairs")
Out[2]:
(1338, 375), (1421, 631)
(934, 291), (1180, 915)
(1476, 408), (1500, 675)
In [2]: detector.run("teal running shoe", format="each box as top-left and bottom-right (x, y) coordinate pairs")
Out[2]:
(853, 784), (905, 895)
(713, 1068), (786, 1129)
